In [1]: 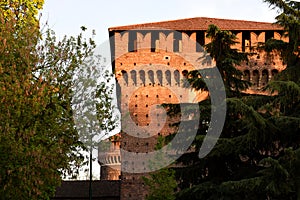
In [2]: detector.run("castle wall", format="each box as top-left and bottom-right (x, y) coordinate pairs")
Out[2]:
(104, 28), (287, 200)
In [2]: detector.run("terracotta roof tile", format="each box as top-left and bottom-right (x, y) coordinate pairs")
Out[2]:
(109, 17), (283, 31)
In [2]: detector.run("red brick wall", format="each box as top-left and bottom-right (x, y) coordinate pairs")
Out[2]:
(111, 29), (287, 200)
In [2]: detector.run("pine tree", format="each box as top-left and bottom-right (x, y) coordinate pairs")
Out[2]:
(263, 0), (300, 66)
(136, 2), (300, 199)
(175, 4), (300, 198)
(186, 24), (250, 97)
(143, 136), (177, 200)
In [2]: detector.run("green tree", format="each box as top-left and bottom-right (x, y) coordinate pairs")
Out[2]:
(0, 0), (44, 30)
(263, 0), (300, 66)
(0, 3), (97, 199)
(72, 52), (118, 199)
(143, 136), (177, 200)
(176, 12), (300, 199)
(144, 168), (177, 200)
(186, 24), (250, 97)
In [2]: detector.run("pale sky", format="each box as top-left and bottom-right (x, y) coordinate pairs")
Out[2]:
(40, 0), (281, 180)
(41, 0), (281, 45)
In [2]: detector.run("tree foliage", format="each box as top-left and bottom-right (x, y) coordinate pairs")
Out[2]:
(263, 0), (300, 66)
(185, 24), (250, 97)
(72, 54), (117, 150)
(177, 68), (300, 199)
(174, 2), (300, 199)
(144, 168), (177, 200)
(72, 52), (118, 178)
(0, 0), (44, 28)
(0, 2), (98, 199)
(143, 136), (177, 200)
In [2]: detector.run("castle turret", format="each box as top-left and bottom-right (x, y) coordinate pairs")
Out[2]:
(98, 135), (121, 180)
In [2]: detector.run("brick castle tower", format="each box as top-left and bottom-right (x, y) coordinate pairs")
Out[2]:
(99, 17), (287, 200)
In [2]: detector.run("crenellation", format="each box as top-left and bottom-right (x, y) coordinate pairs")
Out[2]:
(274, 31), (282, 40)
(250, 32), (258, 47)
(204, 31), (212, 45)
(137, 32), (151, 52)
(158, 32), (166, 52)
(258, 31), (266, 44)
(166, 32), (174, 52)
(113, 28), (287, 57)
(233, 32), (243, 50)
(115, 32), (129, 59)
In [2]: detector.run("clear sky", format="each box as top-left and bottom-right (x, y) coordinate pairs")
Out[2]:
(40, 0), (280, 180)
(41, 0), (280, 45)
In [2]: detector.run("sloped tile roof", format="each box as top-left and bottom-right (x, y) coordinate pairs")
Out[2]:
(109, 17), (283, 31)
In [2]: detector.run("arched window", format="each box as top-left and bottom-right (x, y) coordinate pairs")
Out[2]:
(139, 70), (145, 86)
(252, 70), (259, 88)
(261, 69), (269, 86)
(148, 70), (154, 85)
(174, 70), (180, 86)
(156, 70), (163, 85)
(121, 70), (128, 85)
(165, 70), (171, 85)
(130, 70), (137, 86)
(243, 70), (250, 82)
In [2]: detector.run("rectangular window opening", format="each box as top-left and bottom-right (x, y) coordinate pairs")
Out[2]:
(173, 32), (182, 52)
(128, 31), (137, 52)
(151, 31), (159, 52)
(196, 31), (205, 52)
(242, 31), (251, 52)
